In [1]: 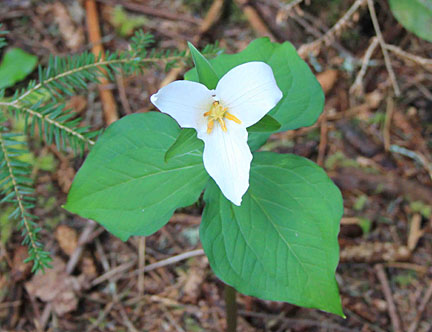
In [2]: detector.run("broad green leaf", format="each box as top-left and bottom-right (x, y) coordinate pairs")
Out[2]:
(188, 42), (219, 89)
(0, 48), (37, 89)
(200, 152), (344, 315)
(248, 114), (281, 133)
(65, 112), (209, 241)
(389, 0), (432, 42)
(165, 128), (203, 162)
(185, 38), (324, 133)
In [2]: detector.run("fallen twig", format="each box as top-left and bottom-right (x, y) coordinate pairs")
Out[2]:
(95, 0), (201, 25)
(85, 0), (119, 125)
(390, 145), (432, 181)
(276, 0), (305, 23)
(383, 94), (394, 151)
(137, 237), (146, 297)
(317, 110), (328, 166)
(39, 220), (98, 329)
(374, 264), (403, 332)
(298, 0), (366, 57)
(385, 44), (432, 68)
(159, 0), (225, 87)
(91, 249), (205, 286)
(366, 0), (400, 96)
(234, 0), (276, 41)
(350, 37), (379, 95)
(66, 220), (97, 274)
(134, 249), (205, 276)
(407, 281), (432, 332)
(239, 310), (357, 332)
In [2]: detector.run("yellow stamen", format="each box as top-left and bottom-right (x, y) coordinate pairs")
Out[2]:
(203, 101), (241, 134)
(218, 118), (227, 132)
(207, 120), (214, 134)
(225, 112), (242, 124)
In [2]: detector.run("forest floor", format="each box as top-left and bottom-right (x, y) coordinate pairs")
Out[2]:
(0, 0), (431, 331)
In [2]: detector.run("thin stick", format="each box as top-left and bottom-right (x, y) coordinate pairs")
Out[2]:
(291, 14), (351, 57)
(367, 0), (400, 96)
(116, 74), (132, 114)
(298, 0), (366, 57)
(350, 37), (379, 95)
(234, 0), (276, 41)
(159, 0), (225, 87)
(390, 145), (432, 181)
(137, 249), (205, 275)
(374, 264), (403, 332)
(39, 220), (99, 329)
(92, 249), (205, 286)
(137, 237), (146, 297)
(385, 43), (432, 68)
(383, 95), (394, 152)
(407, 281), (432, 332)
(385, 262), (428, 275)
(239, 310), (359, 332)
(224, 285), (238, 332)
(91, 260), (137, 286)
(276, 0), (305, 22)
(95, 0), (200, 25)
(66, 220), (97, 274)
(317, 111), (328, 166)
(85, 0), (119, 125)
(160, 305), (186, 332)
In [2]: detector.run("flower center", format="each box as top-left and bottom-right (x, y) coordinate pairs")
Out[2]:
(203, 101), (241, 134)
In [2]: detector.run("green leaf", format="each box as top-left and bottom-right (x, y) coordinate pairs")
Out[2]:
(200, 152), (344, 315)
(65, 112), (209, 241)
(248, 114), (281, 133)
(389, 0), (432, 42)
(0, 48), (38, 89)
(165, 128), (203, 162)
(187, 42), (219, 89)
(185, 38), (324, 132)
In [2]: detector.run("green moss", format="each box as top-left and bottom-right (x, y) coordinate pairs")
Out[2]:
(354, 194), (368, 211)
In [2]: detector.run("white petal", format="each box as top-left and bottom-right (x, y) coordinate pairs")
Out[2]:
(150, 80), (213, 132)
(215, 62), (283, 128)
(199, 121), (252, 206)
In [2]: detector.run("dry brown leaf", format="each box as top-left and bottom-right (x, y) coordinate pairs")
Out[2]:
(81, 255), (97, 279)
(180, 257), (207, 303)
(317, 69), (338, 95)
(407, 213), (424, 251)
(365, 90), (383, 109)
(52, 2), (85, 51)
(25, 258), (81, 316)
(56, 161), (76, 194)
(11, 246), (32, 282)
(65, 95), (87, 114)
(55, 225), (78, 256)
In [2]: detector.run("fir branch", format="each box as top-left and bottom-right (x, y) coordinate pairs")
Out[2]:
(0, 32), (221, 154)
(13, 54), (185, 105)
(0, 32), (199, 153)
(0, 121), (51, 272)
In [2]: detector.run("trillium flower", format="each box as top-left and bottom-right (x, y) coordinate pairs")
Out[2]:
(150, 61), (282, 206)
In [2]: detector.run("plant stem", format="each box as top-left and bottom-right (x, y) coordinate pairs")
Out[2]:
(224, 284), (237, 332)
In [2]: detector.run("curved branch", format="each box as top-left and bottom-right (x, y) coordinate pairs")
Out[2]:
(0, 103), (96, 146)
(0, 132), (42, 265)
(13, 55), (185, 104)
